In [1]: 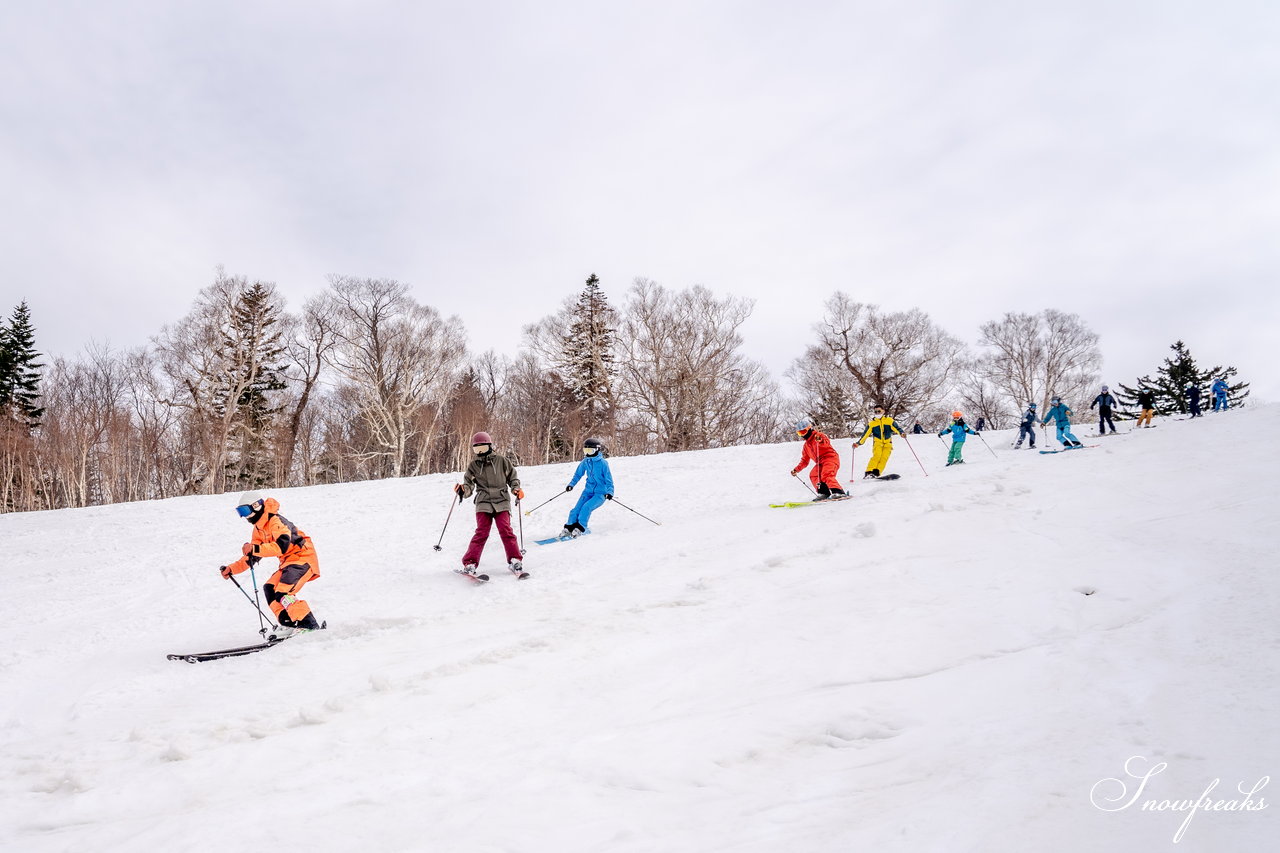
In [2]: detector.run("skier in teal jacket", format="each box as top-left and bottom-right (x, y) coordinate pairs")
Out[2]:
(1041, 397), (1083, 448)
(939, 411), (977, 466)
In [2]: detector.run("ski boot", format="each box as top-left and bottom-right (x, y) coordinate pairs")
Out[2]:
(509, 559), (530, 580)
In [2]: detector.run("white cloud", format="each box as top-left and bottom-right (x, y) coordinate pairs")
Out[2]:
(1, 1), (1276, 398)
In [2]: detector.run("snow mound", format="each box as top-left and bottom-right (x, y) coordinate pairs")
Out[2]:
(1, 408), (1276, 851)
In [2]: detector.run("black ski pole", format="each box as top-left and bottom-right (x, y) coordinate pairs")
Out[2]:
(792, 472), (816, 495)
(516, 497), (526, 555)
(433, 486), (460, 552)
(608, 496), (662, 526)
(227, 572), (280, 630)
(248, 558), (268, 637)
(975, 430), (998, 459)
(522, 489), (567, 516)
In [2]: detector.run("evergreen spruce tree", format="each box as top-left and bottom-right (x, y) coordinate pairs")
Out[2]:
(1117, 340), (1249, 417)
(559, 274), (617, 438)
(215, 282), (289, 487)
(808, 381), (857, 437)
(0, 302), (45, 430)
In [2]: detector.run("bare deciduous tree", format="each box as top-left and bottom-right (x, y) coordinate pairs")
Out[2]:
(618, 278), (780, 452)
(279, 297), (337, 483)
(798, 293), (966, 424)
(955, 367), (1017, 430)
(977, 309), (1101, 410)
(319, 276), (466, 478)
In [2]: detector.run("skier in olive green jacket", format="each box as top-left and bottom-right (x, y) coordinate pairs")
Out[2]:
(455, 431), (525, 577)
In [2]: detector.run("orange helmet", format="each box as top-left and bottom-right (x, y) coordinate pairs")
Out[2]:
(952, 410), (963, 419)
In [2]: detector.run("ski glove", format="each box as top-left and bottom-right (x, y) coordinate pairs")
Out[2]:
(454, 483), (466, 501)
(242, 543), (253, 556)
(605, 494), (613, 500)
(790, 466), (802, 476)
(219, 565), (232, 579)
(514, 488), (525, 501)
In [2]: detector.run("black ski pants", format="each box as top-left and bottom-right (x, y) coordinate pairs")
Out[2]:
(1098, 407), (1115, 434)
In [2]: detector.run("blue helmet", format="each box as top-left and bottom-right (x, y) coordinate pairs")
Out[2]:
(794, 417), (813, 433)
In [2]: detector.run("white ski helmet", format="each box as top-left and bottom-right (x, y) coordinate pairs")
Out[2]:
(236, 490), (264, 510)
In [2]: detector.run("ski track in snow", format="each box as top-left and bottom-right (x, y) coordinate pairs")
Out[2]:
(1, 409), (1277, 852)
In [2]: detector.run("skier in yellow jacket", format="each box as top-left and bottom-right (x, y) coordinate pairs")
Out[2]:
(854, 405), (903, 479)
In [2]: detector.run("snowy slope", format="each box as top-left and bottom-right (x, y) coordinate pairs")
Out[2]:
(2, 409), (1277, 852)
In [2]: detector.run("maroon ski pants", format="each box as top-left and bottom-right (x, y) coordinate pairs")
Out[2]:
(462, 510), (522, 566)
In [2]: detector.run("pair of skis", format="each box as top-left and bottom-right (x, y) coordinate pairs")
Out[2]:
(1039, 444), (1099, 454)
(166, 620), (328, 664)
(168, 635), (290, 664)
(771, 473), (901, 508)
(534, 529), (592, 546)
(454, 562), (530, 584)
(770, 494), (853, 509)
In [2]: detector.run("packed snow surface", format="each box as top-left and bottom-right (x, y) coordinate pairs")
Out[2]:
(2, 408), (1277, 852)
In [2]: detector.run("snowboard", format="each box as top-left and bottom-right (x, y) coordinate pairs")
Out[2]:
(535, 530), (592, 546)
(770, 495), (853, 508)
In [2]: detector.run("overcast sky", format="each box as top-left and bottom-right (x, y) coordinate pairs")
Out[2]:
(2, 1), (1277, 402)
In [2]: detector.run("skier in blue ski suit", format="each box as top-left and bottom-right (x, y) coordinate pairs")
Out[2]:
(1041, 398), (1082, 448)
(1212, 378), (1229, 411)
(561, 438), (614, 538)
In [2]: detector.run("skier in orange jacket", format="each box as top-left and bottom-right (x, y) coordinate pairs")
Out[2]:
(790, 418), (846, 500)
(220, 491), (323, 635)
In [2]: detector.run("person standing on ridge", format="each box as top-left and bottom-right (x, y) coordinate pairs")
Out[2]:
(1041, 396), (1083, 448)
(939, 411), (978, 466)
(854, 405), (903, 478)
(560, 437), (614, 539)
(1091, 385), (1118, 435)
(1212, 377), (1229, 411)
(455, 431), (526, 578)
(790, 418), (846, 500)
(1185, 385), (1203, 418)
(1136, 387), (1158, 428)
(1013, 402), (1038, 449)
(220, 491), (323, 636)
